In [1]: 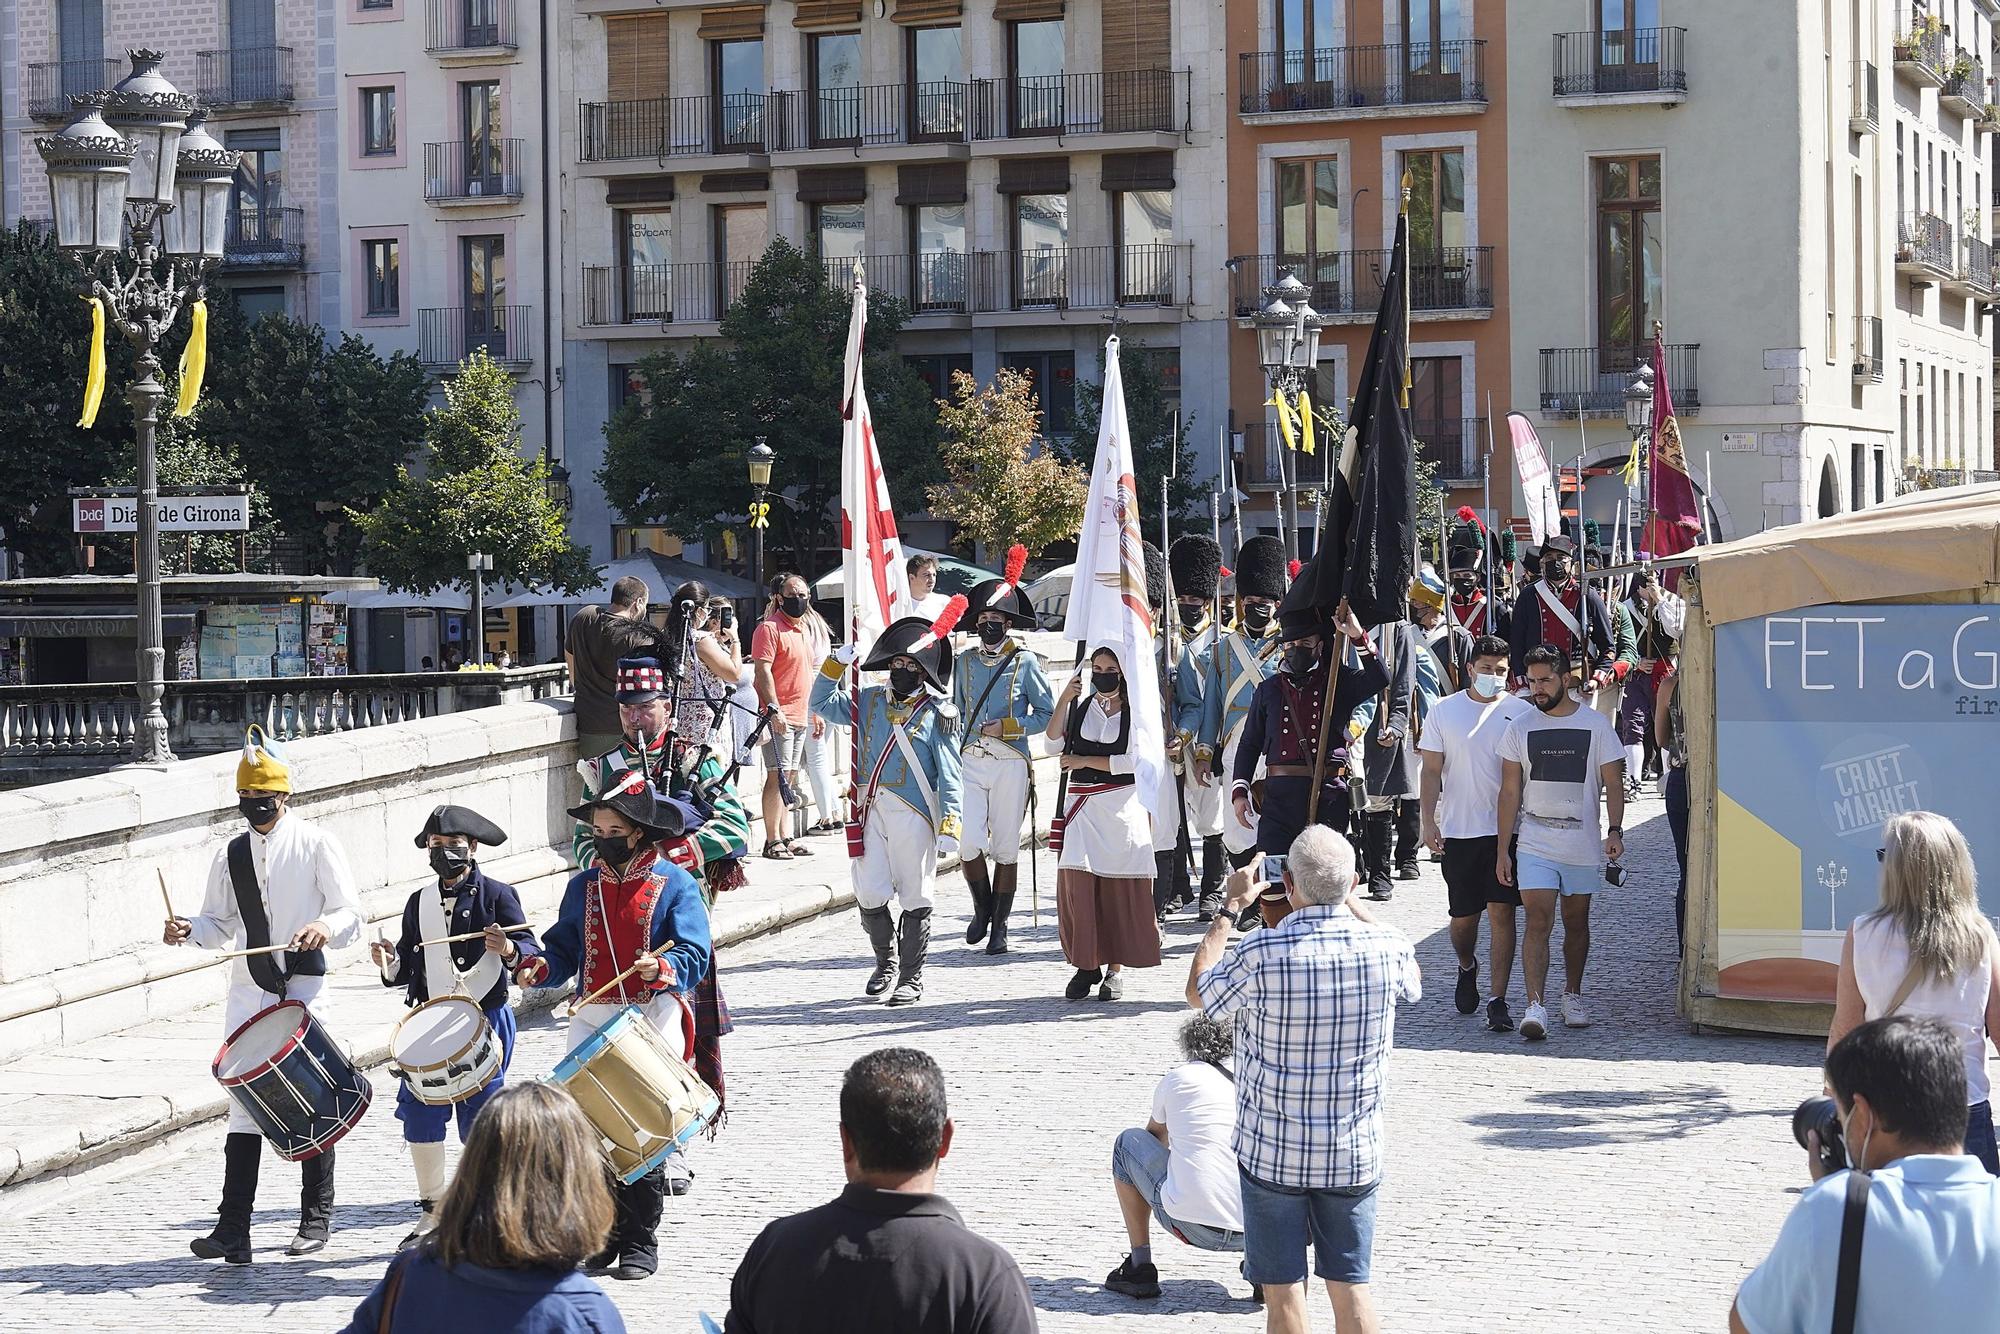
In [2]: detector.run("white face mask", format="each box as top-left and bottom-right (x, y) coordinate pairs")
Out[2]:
(1472, 672), (1507, 698)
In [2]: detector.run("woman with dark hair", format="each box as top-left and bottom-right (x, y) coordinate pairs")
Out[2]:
(338, 1082), (627, 1332)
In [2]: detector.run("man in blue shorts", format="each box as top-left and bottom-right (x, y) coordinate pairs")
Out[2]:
(1495, 643), (1625, 1042)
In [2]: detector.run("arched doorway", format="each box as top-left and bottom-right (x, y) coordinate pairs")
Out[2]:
(1817, 457), (1841, 519)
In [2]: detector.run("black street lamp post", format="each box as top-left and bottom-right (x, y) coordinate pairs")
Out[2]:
(747, 437), (775, 597)
(1252, 273), (1324, 566)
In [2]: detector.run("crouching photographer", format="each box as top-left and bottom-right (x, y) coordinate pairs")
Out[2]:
(1730, 1016), (2000, 1334)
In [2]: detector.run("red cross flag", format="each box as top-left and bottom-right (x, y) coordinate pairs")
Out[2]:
(839, 260), (910, 659)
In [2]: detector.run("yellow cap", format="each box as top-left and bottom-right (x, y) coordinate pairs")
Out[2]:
(235, 725), (292, 793)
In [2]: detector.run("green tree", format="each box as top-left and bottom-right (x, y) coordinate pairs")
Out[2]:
(352, 350), (595, 595)
(928, 369), (1087, 559)
(1067, 345), (1199, 530)
(600, 239), (941, 574)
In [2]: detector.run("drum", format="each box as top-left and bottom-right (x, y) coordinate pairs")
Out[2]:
(391, 996), (502, 1106)
(213, 1001), (372, 1161)
(551, 1005), (719, 1184)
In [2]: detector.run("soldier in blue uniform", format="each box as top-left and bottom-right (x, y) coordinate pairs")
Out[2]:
(813, 605), (966, 1005)
(1163, 534), (1226, 921)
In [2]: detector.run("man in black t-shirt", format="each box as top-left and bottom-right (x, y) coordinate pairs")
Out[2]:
(726, 1049), (1038, 1334)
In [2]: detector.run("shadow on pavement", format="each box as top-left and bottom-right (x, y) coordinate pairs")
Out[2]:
(1461, 1084), (1747, 1149)
(1028, 1273), (1250, 1316)
(0, 1249), (387, 1306)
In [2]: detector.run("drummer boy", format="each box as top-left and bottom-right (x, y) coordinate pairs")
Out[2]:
(371, 804), (539, 1248)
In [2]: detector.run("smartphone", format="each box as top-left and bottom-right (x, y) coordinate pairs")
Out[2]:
(1261, 854), (1287, 885)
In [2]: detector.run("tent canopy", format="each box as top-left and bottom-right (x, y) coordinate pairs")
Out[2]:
(487, 552), (760, 608)
(811, 547), (1000, 599)
(323, 585), (472, 612)
(1692, 483), (2000, 626)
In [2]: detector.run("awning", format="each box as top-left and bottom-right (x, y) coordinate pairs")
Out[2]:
(322, 587), (474, 612)
(0, 611), (199, 638)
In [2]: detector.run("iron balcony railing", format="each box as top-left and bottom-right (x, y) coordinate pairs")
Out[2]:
(971, 69), (1191, 139)
(427, 0), (517, 52)
(195, 46), (295, 107)
(970, 243), (1191, 311)
(818, 252), (971, 313)
(1238, 41), (1485, 115)
(424, 139), (526, 201)
(1415, 419), (1486, 482)
(419, 305), (533, 368)
(221, 207), (305, 267)
(580, 94), (767, 160)
(1894, 21), (1948, 82)
(1227, 248), (1495, 317)
(1540, 346), (1700, 417)
(1963, 236), (1997, 294)
(1851, 60), (1879, 131)
(769, 82), (968, 148)
(580, 263), (758, 325)
(1941, 50), (1986, 112)
(1551, 27), (1688, 97)
(1897, 211), (1954, 273)
(24, 58), (125, 119)
(1854, 314), (1884, 383)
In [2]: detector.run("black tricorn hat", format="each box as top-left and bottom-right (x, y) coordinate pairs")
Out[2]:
(1541, 534), (1578, 559)
(859, 597), (967, 690)
(1169, 534), (1223, 602)
(566, 768), (703, 840)
(414, 804), (508, 848)
(1235, 535), (1287, 601)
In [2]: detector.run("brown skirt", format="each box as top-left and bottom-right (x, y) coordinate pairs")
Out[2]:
(1056, 870), (1161, 970)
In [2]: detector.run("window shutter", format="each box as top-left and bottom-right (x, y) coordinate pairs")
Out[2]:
(605, 15), (671, 103)
(797, 165), (867, 203)
(697, 6), (766, 39)
(1100, 151), (1174, 191)
(997, 156), (1069, 194)
(794, 0), (863, 29)
(1099, 0), (1168, 72)
(607, 176), (677, 205)
(992, 0), (1064, 21)
(891, 0), (962, 22)
(896, 162), (968, 205)
(701, 170), (772, 193)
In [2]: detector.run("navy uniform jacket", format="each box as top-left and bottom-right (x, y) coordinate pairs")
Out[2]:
(381, 866), (536, 1012)
(1233, 647), (1389, 851)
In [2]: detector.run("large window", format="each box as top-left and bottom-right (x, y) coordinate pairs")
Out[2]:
(813, 202), (867, 267)
(1596, 155), (1661, 362)
(1401, 149), (1465, 257)
(606, 14), (670, 102)
(906, 353), (973, 402)
(1003, 350), (1077, 434)
(361, 86), (396, 156)
(461, 80), (502, 188)
(1276, 157), (1340, 307)
(714, 203), (769, 311)
(59, 0), (105, 99)
(810, 31), (861, 145)
(1013, 192), (1069, 307)
(227, 129), (283, 233)
(909, 203), (966, 311)
(462, 234), (507, 355)
(712, 38), (765, 147)
(620, 208), (672, 320)
(1276, 0), (1336, 81)
(1410, 356), (1464, 472)
(1009, 20), (1064, 134)
(364, 238), (400, 316)
(908, 26), (964, 138)
(1117, 190), (1173, 302)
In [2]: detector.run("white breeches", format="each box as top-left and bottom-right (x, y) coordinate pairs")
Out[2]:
(1219, 731), (1259, 855)
(854, 795), (938, 911)
(960, 743), (1031, 865)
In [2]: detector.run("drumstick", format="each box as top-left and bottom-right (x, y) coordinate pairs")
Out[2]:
(214, 941), (298, 959)
(415, 924), (534, 949)
(157, 868), (180, 922)
(566, 941), (678, 1015)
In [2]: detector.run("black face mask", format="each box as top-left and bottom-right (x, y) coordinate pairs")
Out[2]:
(429, 847), (472, 880)
(1451, 579), (1478, 598)
(976, 620), (1008, 646)
(239, 795), (280, 827)
(596, 833), (635, 865)
(780, 594), (809, 618)
(1543, 562), (1572, 586)
(890, 666), (925, 697)
(1242, 604), (1274, 633)
(1091, 670), (1123, 694)
(1177, 601), (1206, 625)
(1283, 645), (1319, 676)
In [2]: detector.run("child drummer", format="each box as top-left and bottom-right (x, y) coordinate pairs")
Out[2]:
(511, 772), (712, 1283)
(371, 804), (539, 1248)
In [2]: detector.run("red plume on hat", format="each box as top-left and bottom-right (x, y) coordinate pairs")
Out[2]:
(1287, 559), (1303, 580)
(1001, 544), (1028, 589)
(1455, 504), (1487, 534)
(908, 594), (968, 654)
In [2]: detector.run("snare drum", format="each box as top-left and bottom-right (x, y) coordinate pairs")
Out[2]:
(551, 1005), (719, 1184)
(391, 996), (502, 1106)
(213, 1001), (372, 1161)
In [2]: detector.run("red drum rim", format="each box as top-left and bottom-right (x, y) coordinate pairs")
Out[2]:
(269, 1080), (375, 1162)
(212, 999), (310, 1087)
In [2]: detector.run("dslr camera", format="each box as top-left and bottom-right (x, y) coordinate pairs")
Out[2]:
(1792, 1095), (1847, 1174)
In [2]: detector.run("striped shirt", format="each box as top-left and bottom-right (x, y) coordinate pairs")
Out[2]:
(1196, 904), (1421, 1189)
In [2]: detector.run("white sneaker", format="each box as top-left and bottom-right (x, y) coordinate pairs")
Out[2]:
(1520, 1001), (1549, 1041)
(1561, 992), (1594, 1028)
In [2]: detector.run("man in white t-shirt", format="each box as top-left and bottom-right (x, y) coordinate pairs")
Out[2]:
(1496, 643), (1626, 1042)
(1104, 1011), (1247, 1301)
(1419, 633), (1534, 1035)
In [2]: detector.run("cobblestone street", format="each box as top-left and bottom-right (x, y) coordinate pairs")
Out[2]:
(0, 797), (1825, 1333)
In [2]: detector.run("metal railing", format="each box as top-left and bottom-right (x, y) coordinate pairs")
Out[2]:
(1238, 41), (1485, 115)
(1551, 27), (1688, 96)
(768, 82), (967, 148)
(1539, 345), (1700, 417)
(1227, 248), (1495, 317)
(969, 243), (1191, 311)
(419, 305), (534, 367)
(581, 263), (758, 324)
(1894, 21), (1948, 80)
(195, 46), (295, 107)
(1964, 236), (1997, 293)
(24, 58), (125, 119)
(1416, 419), (1485, 482)
(427, 0), (516, 52)
(972, 69), (1191, 139)
(1942, 50), (1986, 110)
(817, 252), (971, 314)
(1854, 314), (1884, 382)
(1897, 211), (1954, 273)
(1851, 60), (1878, 131)
(580, 94), (767, 160)
(424, 139), (527, 201)
(221, 207), (305, 267)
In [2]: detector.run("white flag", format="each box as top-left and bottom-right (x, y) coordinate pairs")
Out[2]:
(839, 264), (909, 655)
(1063, 338), (1168, 839)
(1507, 411), (1561, 548)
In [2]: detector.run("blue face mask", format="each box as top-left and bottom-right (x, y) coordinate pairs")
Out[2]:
(1473, 671), (1508, 698)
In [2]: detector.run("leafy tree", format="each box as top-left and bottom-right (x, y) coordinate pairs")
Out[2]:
(1067, 344), (1199, 530)
(928, 369), (1087, 560)
(352, 350), (595, 594)
(601, 239), (941, 574)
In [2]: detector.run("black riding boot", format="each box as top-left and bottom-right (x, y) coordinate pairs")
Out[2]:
(291, 1147), (335, 1255)
(962, 855), (994, 945)
(191, 1132), (261, 1264)
(1363, 810), (1396, 901)
(987, 862), (1017, 955)
(1197, 835), (1226, 920)
(888, 906), (932, 1006)
(1394, 800), (1421, 878)
(1152, 850), (1179, 923)
(612, 1168), (665, 1280)
(860, 904), (898, 998)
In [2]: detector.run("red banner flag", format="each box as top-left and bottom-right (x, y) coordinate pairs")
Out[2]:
(1643, 335), (1703, 560)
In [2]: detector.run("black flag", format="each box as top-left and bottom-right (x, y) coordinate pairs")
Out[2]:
(1299, 206), (1417, 628)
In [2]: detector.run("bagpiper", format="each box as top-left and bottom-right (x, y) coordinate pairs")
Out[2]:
(1164, 533), (1228, 918)
(812, 602), (967, 1006)
(1188, 535), (1287, 898)
(1506, 533), (1615, 686)
(953, 546), (1055, 957)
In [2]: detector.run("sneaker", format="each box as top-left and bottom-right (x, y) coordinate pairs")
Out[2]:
(1520, 1001), (1549, 1041)
(1486, 997), (1515, 1033)
(1561, 992), (1594, 1028)
(1453, 964), (1479, 1015)
(1395, 863), (1420, 881)
(1196, 890), (1222, 922)
(1104, 1255), (1161, 1299)
(1098, 971), (1125, 1001)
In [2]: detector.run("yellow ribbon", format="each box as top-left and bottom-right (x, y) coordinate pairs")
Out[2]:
(175, 298), (209, 418)
(1269, 391), (1298, 452)
(1298, 389), (1317, 456)
(1622, 435), (1642, 486)
(78, 296), (106, 428)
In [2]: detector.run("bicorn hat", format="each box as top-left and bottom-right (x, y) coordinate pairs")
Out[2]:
(859, 596), (969, 690)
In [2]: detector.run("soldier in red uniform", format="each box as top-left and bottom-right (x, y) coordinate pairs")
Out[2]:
(1506, 534), (1615, 688)
(1447, 516), (1508, 638)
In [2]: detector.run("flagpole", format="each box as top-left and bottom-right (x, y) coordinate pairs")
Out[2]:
(1575, 414), (1591, 676)
(1482, 402), (1496, 612)
(1702, 448), (1717, 543)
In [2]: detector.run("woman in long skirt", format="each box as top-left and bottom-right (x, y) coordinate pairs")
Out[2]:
(1045, 646), (1162, 1001)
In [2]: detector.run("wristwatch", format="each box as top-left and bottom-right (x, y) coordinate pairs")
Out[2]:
(1606, 825), (1622, 834)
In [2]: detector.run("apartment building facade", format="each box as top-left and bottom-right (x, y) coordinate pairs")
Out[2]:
(557, 0), (1232, 562)
(1222, 0), (1511, 553)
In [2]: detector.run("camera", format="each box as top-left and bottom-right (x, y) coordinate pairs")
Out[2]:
(1261, 854), (1288, 885)
(1604, 860), (1626, 887)
(1793, 1095), (1847, 1174)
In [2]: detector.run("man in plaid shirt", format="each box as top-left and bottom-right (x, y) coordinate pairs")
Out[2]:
(1188, 825), (1421, 1332)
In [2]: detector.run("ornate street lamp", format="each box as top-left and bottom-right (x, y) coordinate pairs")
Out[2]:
(747, 438), (776, 596)
(1253, 272), (1324, 564)
(35, 51), (233, 765)
(1624, 364), (1656, 560)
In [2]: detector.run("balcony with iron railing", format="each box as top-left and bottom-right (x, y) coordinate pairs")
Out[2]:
(971, 69), (1191, 140)
(1415, 419), (1486, 483)
(419, 305), (533, 369)
(1238, 41), (1486, 117)
(580, 263), (756, 326)
(768, 82), (968, 150)
(24, 58), (125, 119)
(424, 139), (526, 203)
(1226, 248), (1495, 320)
(1942, 49), (1986, 115)
(1894, 20), (1948, 87)
(1551, 27), (1688, 101)
(580, 94), (768, 161)
(1896, 211), (1954, 282)
(220, 207), (305, 268)
(1953, 235), (1998, 298)
(968, 244), (1191, 312)
(1853, 314), (1884, 384)
(427, 0), (517, 57)
(1540, 346), (1700, 417)
(1850, 59), (1878, 133)
(818, 252), (971, 314)
(195, 47), (295, 108)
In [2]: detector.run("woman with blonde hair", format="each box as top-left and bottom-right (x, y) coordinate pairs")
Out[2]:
(340, 1082), (626, 1331)
(1829, 810), (2000, 1173)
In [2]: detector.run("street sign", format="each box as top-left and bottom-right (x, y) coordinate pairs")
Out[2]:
(73, 495), (252, 534)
